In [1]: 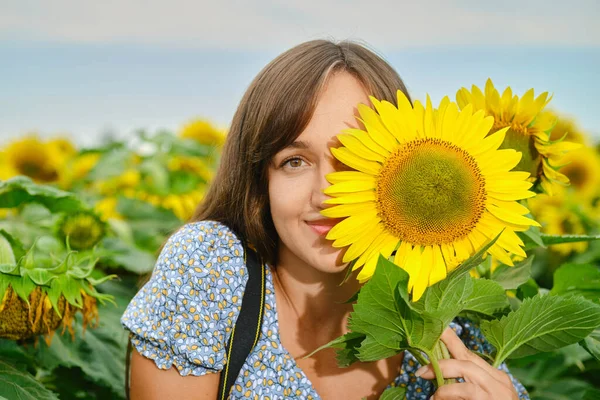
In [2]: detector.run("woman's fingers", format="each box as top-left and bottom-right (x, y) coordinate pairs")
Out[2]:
(439, 327), (511, 386)
(415, 359), (495, 388)
(430, 382), (486, 400)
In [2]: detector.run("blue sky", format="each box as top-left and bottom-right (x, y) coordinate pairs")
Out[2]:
(1, 0), (599, 146)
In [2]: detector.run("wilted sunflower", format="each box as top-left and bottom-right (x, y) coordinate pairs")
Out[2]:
(323, 92), (539, 301)
(456, 79), (580, 195)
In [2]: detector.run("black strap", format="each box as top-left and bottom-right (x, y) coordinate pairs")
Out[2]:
(217, 246), (266, 400)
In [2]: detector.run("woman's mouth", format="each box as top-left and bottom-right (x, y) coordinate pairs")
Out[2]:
(305, 219), (343, 236)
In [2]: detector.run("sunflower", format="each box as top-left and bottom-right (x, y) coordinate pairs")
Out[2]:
(1, 136), (62, 183)
(179, 119), (226, 147)
(456, 79), (580, 196)
(56, 210), (106, 250)
(528, 188), (589, 255)
(548, 112), (590, 145)
(323, 93), (539, 301)
(59, 152), (101, 189)
(557, 147), (600, 201)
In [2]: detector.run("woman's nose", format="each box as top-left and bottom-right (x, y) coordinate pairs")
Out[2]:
(312, 161), (337, 210)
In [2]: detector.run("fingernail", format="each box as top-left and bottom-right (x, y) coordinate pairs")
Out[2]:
(415, 366), (427, 377)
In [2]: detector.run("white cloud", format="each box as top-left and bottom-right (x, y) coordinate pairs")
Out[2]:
(0, 0), (599, 50)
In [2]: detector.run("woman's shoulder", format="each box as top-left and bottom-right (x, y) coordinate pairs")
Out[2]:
(120, 219), (250, 376)
(158, 219), (248, 281)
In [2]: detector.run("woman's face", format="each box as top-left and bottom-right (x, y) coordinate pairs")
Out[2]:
(268, 71), (370, 274)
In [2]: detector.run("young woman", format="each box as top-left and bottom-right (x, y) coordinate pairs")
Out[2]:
(121, 40), (529, 399)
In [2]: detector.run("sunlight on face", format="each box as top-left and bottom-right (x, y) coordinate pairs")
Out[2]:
(268, 71), (371, 274)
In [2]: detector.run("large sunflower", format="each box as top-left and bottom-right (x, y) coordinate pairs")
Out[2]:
(322, 92), (539, 301)
(456, 79), (580, 196)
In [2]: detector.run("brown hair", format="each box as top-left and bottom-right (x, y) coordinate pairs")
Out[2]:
(191, 39), (411, 266)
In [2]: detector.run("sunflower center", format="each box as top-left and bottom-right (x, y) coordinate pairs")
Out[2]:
(376, 138), (486, 245)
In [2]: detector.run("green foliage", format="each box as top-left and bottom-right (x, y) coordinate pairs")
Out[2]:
(481, 294), (600, 365)
(0, 177), (85, 212)
(0, 359), (59, 400)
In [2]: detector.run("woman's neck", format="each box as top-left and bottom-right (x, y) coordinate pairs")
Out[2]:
(269, 246), (362, 355)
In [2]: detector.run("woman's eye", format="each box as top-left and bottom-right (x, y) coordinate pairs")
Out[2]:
(282, 157), (306, 169)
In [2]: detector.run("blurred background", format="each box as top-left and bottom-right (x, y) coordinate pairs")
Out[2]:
(1, 0), (599, 146)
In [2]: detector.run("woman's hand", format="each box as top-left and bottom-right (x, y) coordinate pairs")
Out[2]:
(415, 327), (519, 400)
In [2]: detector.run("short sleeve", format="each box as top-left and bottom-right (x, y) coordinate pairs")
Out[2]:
(452, 317), (530, 400)
(121, 220), (248, 376)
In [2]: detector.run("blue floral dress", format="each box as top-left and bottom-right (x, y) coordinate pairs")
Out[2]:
(121, 220), (530, 399)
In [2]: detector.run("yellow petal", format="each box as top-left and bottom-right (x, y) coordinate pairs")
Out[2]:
(330, 147), (381, 175)
(324, 179), (376, 195)
(338, 134), (386, 163)
(323, 191), (376, 204)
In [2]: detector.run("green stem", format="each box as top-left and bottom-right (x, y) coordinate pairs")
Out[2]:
(425, 350), (445, 388)
(410, 349), (429, 368)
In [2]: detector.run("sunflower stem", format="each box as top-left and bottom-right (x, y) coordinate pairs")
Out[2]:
(433, 340), (457, 386)
(424, 349), (445, 389)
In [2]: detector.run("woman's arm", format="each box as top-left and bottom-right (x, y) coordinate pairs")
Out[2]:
(129, 347), (221, 400)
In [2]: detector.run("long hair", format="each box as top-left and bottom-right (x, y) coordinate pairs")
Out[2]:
(191, 39), (411, 266)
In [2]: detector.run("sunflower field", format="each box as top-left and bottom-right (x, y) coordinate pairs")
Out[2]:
(1, 80), (600, 400)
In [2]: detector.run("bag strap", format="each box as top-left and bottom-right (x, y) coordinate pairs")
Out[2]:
(217, 246), (266, 400)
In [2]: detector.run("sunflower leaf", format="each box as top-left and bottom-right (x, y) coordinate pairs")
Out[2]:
(551, 263), (600, 303)
(480, 293), (600, 366)
(490, 256), (534, 290)
(0, 176), (85, 212)
(349, 256), (445, 353)
(579, 328), (600, 361)
(379, 386), (407, 400)
(0, 359), (59, 400)
(519, 225), (545, 250)
(462, 278), (510, 318)
(413, 273), (473, 326)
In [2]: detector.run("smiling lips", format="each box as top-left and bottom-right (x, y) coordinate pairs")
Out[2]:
(306, 218), (343, 236)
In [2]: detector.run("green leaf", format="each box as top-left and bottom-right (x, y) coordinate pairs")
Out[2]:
(541, 234), (600, 246)
(99, 238), (156, 274)
(413, 272), (473, 326)
(516, 278), (539, 300)
(349, 256), (446, 354)
(551, 263), (600, 302)
(86, 148), (132, 181)
(348, 256), (411, 350)
(379, 386), (407, 400)
(116, 197), (180, 225)
(0, 176), (85, 212)
(519, 225), (545, 251)
(462, 278), (510, 318)
(490, 256), (534, 290)
(0, 232), (17, 270)
(579, 328), (600, 361)
(0, 359), (59, 400)
(21, 268), (57, 286)
(304, 332), (365, 367)
(481, 293), (600, 366)
(355, 335), (401, 363)
(139, 159), (170, 195)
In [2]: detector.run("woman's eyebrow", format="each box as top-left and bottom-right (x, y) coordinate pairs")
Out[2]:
(283, 140), (310, 150)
